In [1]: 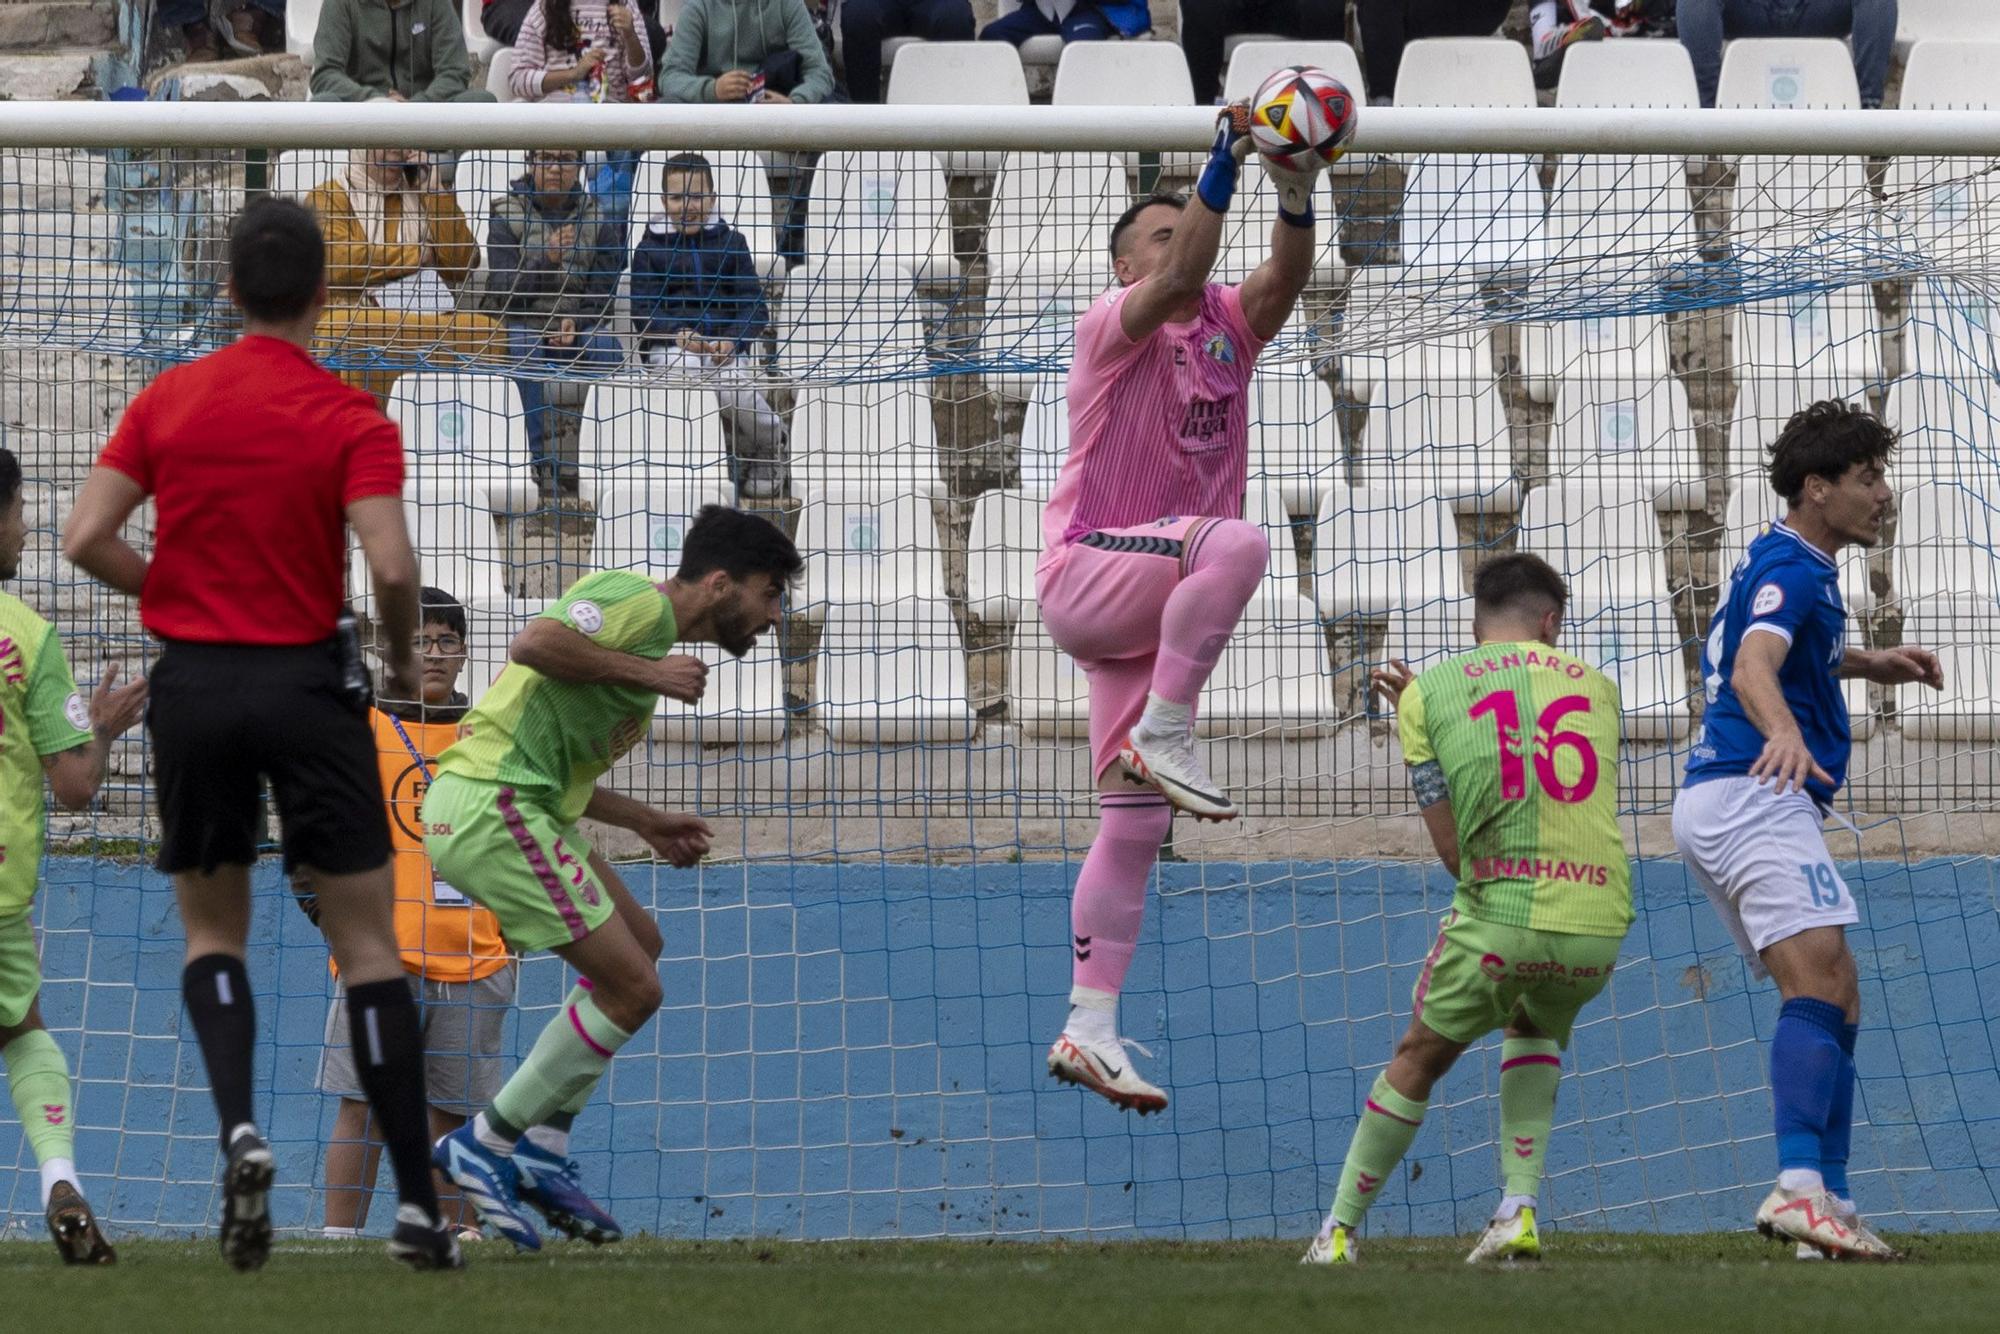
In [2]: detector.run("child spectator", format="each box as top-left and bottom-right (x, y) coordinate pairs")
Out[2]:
(509, 0), (656, 103)
(632, 153), (790, 500)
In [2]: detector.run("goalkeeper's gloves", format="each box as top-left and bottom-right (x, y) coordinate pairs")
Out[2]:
(1264, 156), (1324, 229)
(1196, 103), (1254, 213)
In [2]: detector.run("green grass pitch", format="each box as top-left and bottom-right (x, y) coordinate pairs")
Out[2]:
(7, 1233), (2000, 1333)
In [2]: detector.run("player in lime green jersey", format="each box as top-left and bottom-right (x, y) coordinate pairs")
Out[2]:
(0, 448), (149, 1264)
(426, 505), (801, 1252)
(1304, 554), (1633, 1268)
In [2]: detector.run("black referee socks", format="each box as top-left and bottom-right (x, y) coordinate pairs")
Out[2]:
(182, 954), (257, 1150)
(344, 977), (442, 1221)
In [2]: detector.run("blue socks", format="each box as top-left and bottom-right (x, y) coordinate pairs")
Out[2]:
(1821, 1022), (1860, 1199)
(1771, 997), (1848, 1179)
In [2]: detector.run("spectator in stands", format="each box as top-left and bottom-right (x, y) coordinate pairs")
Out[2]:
(174, 0), (285, 56)
(509, 0), (656, 102)
(978, 0), (1150, 48)
(1353, 0), (1513, 103)
(306, 148), (501, 405)
(312, 0), (494, 103)
(658, 0), (836, 103)
(319, 588), (513, 1244)
(1178, 0), (1350, 105)
(487, 148), (636, 497)
(1528, 1), (1674, 88)
(632, 153), (790, 500)
(1678, 0), (1895, 109)
(838, 0), (975, 103)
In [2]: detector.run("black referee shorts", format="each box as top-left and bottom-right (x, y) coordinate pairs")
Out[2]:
(148, 639), (392, 877)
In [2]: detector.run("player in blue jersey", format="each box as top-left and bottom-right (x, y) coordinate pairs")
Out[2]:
(1675, 402), (1942, 1261)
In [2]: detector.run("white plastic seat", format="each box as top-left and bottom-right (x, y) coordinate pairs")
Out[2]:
(593, 482), (732, 576)
(1009, 605), (1091, 736)
(271, 149), (348, 201)
(1380, 594), (1476, 673)
(632, 150), (783, 284)
(806, 151), (954, 283)
(1199, 593), (1337, 738)
(818, 598), (972, 741)
(777, 265), (929, 380)
(981, 273), (1098, 398)
(1898, 594), (2000, 740)
(360, 483), (514, 615)
(989, 0), (1064, 70)
(654, 636), (790, 745)
(386, 373), (535, 510)
(1216, 158), (1343, 287)
(795, 489), (949, 622)
(1900, 279), (2000, 378)
(1248, 370), (1341, 515)
(1392, 40), (1544, 280)
(1895, 482), (2000, 602)
(462, 0), (500, 57)
(1354, 377), (1517, 512)
(1015, 375), (1070, 493)
(1244, 481), (1303, 605)
(1718, 37), (1862, 109)
(1721, 483), (1871, 614)
(1555, 34), (1699, 107)
(887, 42), (1030, 174)
(576, 383), (732, 500)
(1564, 599), (1692, 741)
(1519, 483), (1670, 608)
(1732, 286), (1881, 387)
(1723, 375), (1861, 492)
(485, 47), (516, 102)
(986, 152), (1126, 285)
(454, 149), (523, 255)
(967, 489), (1045, 623)
(789, 382), (941, 497)
(286, 0), (320, 58)
(1341, 268), (1493, 402)
(1313, 484), (1466, 619)
(1519, 314), (1673, 405)
(1547, 378), (1703, 510)
(1878, 374), (2000, 493)
(459, 598), (548, 708)
(1887, 43), (2000, 269)
(1052, 43), (1196, 170)
(1898, 4), (2000, 46)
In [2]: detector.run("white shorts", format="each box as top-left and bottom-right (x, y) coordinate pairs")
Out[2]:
(1671, 775), (1858, 978)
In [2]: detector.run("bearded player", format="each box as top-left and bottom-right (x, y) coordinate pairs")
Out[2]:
(1038, 104), (1323, 1114)
(1304, 556), (1631, 1266)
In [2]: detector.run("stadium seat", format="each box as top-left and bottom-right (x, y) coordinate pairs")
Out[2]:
(981, 273), (1098, 404)
(1732, 286), (1881, 388)
(1518, 314), (1673, 406)
(818, 598), (973, 742)
(462, 0), (500, 58)
(1015, 375), (1069, 492)
(1899, 278), (1999, 378)
(1215, 158), (1343, 288)
(486, 47), (516, 102)
(362, 483), (515, 615)
(270, 148), (348, 200)
(1244, 481), (1304, 599)
(1879, 374), (2000, 492)
(795, 489), (950, 621)
(1554, 34), (1699, 108)
(1720, 482), (1872, 624)
(1723, 374), (1862, 492)
(1518, 483), (1670, 607)
(577, 382), (733, 500)
(459, 598), (546, 708)
(1717, 37), (1861, 109)
(967, 489), (1045, 623)
(886, 42), (1030, 175)
(1895, 482), (2000, 602)
(1248, 369), (1342, 515)
(1354, 378), (1517, 513)
(1897, 596), (2000, 740)
(1887, 43), (2000, 270)
(776, 265), (930, 379)
(1313, 484), (1466, 620)
(790, 381), (942, 497)
(385, 373), (536, 510)
(1380, 593), (1476, 672)
(1198, 593), (1338, 738)
(1050, 43), (1197, 170)
(286, 0), (319, 58)
(594, 481), (732, 576)
(985, 152), (1127, 285)
(988, 0), (1064, 74)
(1547, 377), (1703, 510)
(1897, 36), (2000, 101)
(454, 149), (524, 255)
(1008, 606), (1090, 737)
(1896, 2), (2000, 48)
(654, 636), (790, 745)
(1341, 269), (1495, 404)
(1391, 40), (1545, 278)
(1563, 599), (1692, 741)
(805, 151), (955, 284)
(632, 150), (784, 284)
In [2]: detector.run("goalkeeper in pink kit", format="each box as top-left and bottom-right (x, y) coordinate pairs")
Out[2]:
(1040, 105), (1323, 1114)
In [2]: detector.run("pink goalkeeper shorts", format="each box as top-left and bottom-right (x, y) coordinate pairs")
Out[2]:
(1034, 516), (1216, 781)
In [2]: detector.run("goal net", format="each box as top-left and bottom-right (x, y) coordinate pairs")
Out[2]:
(0, 99), (1996, 1242)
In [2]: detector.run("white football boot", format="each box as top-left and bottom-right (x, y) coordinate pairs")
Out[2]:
(1118, 727), (1237, 822)
(1756, 1185), (1891, 1260)
(1301, 1224), (1358, 1266)
(1466, 1206), (1542, 1263)
(1047, 1031), (1168, 1115)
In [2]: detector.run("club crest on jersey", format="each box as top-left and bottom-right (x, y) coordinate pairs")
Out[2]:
(1204, 333), (1235, 364)
(1751, 583), (1785, 617)
(570, 600), (605, 635)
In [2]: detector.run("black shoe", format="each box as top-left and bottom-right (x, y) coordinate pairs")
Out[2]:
(386, 1203), (467, 1271)
(46, 1181), (116, 1265)
(218, 1124), (275, 1272)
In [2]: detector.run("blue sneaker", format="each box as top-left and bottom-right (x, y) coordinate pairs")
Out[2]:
(513, 1140), (624, 1245)
(432, 1125), (541, 1252)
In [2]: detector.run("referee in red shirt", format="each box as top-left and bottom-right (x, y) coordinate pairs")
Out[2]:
(63, 198), (461, 1273)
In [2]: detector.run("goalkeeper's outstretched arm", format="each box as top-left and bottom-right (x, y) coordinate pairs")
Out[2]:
(1113, 107), (1248, 344)
(1238, 158), (1323, 341)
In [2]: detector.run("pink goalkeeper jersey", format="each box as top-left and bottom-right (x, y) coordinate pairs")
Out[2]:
(1039, 281), (1267, 565)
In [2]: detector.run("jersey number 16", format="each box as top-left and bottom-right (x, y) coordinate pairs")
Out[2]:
(1469, 691), (1599, 804)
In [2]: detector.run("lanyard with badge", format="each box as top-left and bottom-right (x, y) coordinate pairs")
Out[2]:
(387, 713), (471, 907)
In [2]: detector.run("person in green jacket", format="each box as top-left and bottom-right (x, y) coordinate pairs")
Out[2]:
(311, 0), (497, 104)
(657, 0), (835, 104)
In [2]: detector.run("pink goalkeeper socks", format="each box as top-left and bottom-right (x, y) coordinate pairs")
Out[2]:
(1153, 518), (1268, 706)
(1070, 793), (1174, 995)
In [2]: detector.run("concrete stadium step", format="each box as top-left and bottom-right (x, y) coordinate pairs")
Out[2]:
(0, 1), (115, 52)
(0, 48), (101, 99)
